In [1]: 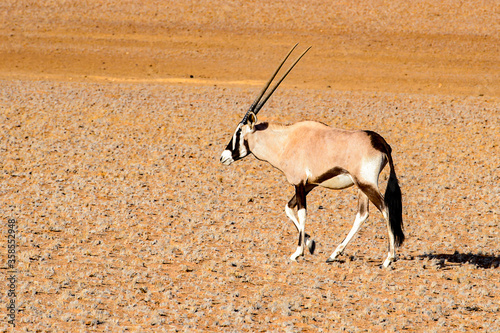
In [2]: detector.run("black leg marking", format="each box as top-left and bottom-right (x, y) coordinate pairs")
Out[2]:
(296, 183), (307, 211)
(287, 195), (297, 209)
(287, 184), (316, 210)
(296, 183), (307, 253)
(306, 235), (316, 254)
(357, 182), (385, 212)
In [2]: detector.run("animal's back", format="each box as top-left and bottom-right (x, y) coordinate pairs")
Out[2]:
(281, 121), (384, 185)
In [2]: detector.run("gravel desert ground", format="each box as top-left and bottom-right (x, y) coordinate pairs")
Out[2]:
(1, 1), (499, 332)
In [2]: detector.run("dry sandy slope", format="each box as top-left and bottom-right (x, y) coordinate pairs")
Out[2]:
(1, 0), (499, 96)
(0, 1), (499, 332)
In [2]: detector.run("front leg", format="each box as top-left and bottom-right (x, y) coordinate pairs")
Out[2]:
(286, 194), (315, 257)
(290, 183), (307, 261)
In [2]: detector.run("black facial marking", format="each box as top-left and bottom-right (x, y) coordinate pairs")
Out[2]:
(243, 137), (250, 155)
(224, 139), (233, 152)
(234, 128), (242, 146)
(226, 128), (242, 160)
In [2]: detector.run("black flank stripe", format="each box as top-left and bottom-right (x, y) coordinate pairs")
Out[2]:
(314, 167), (347, 184)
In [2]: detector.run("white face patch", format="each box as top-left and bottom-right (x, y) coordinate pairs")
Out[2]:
(231, 124), (242, 150)
(238, 136), (248, 157)
(235, 123), (252, 158)
(220, 150), (234, 165)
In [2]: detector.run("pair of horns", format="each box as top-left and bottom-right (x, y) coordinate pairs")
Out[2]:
(241, 43), (311, 124)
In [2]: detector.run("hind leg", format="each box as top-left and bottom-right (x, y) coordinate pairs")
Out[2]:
(357, 182), (396, 268)
(327, 190), (369, 262)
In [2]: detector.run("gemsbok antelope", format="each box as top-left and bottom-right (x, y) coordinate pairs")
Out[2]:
(220, 44), (404, 267)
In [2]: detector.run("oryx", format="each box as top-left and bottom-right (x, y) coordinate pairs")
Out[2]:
(220, 44), (404, 267)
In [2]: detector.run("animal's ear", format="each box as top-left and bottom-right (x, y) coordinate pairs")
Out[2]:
(247, 112), (257, 130)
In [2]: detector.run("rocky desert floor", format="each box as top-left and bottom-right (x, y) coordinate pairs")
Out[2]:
(1, 1), (499, 332)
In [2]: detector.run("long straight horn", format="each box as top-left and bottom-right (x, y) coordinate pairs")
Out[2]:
(254, 46), (311, 115)
(241, 43), (299, 124)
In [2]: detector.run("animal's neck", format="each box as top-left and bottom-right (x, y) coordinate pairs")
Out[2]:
(247, 123), (289, 169)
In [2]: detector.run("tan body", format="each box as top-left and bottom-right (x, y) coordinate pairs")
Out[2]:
(247, 121), (385, 189)
(222, 114), (404, 267)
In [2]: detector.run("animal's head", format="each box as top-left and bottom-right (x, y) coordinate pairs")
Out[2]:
(220, 112), (257, 165)
(220, 43), (310, 166)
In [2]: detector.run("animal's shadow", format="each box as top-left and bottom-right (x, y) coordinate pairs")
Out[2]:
(418, 251), (500, 269)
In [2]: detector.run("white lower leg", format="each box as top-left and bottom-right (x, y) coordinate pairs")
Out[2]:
(285, 204), (300, 231)
(382, 209), (396, 268)
(328, 212), (367, 261)
(288, 205), (315, 254)
(290, 246), (303, 261)
(329, 245), (345, 261)
(287, 204), (302, 261)
(383, 252), (395, 268)
(290, 208), (306, 261)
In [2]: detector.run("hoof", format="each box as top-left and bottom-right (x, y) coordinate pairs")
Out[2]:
(306, 239), (316, 255)
(326, 250), (342, 263)
(290, 247), (303, 261)
(382, 253), (395, 268)
(326, 257), (337, 263)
